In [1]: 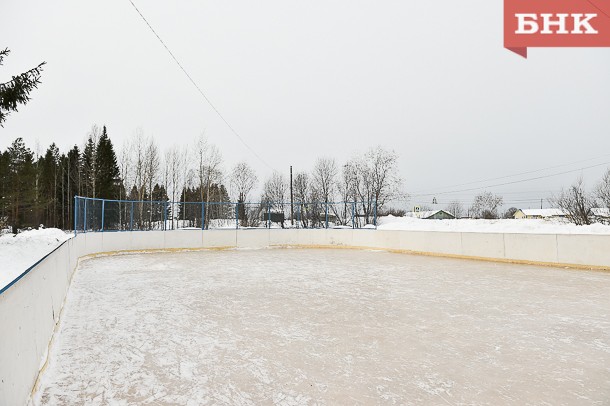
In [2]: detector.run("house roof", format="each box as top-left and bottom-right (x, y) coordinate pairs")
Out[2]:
(592, 207), (610, 217)
(406, 210), (455, 219)
(516, 208), (610, 218)
(517, 209), (565, 217)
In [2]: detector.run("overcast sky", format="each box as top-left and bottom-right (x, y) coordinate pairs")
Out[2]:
(2, 0), (610, 209)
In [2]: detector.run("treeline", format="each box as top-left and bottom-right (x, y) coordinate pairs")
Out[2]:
(0, 126), (123, 230)
(1, 125), (405, 231)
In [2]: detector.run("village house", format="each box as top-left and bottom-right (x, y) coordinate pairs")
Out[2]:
(513, 209), (566, 220)
(406, 210), (456, 220)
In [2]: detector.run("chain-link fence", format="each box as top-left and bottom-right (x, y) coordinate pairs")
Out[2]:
(74, 197), (377, 233)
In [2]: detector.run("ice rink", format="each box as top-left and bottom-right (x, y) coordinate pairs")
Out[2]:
(34, 249), (610, 405)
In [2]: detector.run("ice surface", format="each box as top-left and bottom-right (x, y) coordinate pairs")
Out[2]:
(377, 215), (610, 234)
(0, 228), (71, 290)
(33, 249), (610, 405)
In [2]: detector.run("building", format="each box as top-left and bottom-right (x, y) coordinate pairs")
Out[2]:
(513, 209), (566, 219)
(592, 207), (610, 221)
(406, 210), (456, 220)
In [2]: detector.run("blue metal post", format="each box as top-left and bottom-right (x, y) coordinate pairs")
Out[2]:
(235, 204), (239, 229)
(101, 200), (105, 232)
(297, 204), (300, 229)
(201, 202), (205, 230)
(130, 201), (134, 231)
(325, 202), (328, 229)
(74, 196), (78, 236)
(84, 199), (87, 233)
(352, 201), (355, 229)
(163, 202), (167, 231)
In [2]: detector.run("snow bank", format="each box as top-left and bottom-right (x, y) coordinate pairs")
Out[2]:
(377, 215), (610, 234)
(0, 228), (72, 291)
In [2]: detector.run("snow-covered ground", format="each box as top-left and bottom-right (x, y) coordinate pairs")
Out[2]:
(0, 228), (72, 291)
(377, 215), (610, 234)
(34, 249), (610, 405)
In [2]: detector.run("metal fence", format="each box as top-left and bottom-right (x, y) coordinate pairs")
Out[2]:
(73, 196), (377, 234)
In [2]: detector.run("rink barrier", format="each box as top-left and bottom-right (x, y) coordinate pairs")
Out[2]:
(2, 229), (610, 405)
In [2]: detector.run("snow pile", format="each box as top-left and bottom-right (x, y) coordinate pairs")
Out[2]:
(377, 215), (610, 234)
(0, 228), (72, 291)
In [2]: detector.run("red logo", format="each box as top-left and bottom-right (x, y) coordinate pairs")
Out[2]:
(504, 0), (610, 58)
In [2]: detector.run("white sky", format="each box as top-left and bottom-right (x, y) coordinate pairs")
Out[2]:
(2, 0), (610, 209)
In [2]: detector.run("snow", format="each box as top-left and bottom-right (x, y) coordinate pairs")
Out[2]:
(0, 228), (72, 291)
(33, 249), (610, 405)
(377, 215), (610, 234)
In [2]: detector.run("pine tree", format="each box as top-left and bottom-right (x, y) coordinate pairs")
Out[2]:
(0, 48), (46, 126)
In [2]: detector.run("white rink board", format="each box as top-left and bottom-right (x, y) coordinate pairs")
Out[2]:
(2, 229), (610, 405)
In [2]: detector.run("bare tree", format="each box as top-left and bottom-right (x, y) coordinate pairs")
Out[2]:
(312, 157), (337, 204)
(503, 207), (518, 219)
(596, 168), (610, 210)
(470, 192), (503, 219)
(293, 171), (311, 227)
(552, 177), (595, 225)
(230, 161), (258, 203)
(262, 171), (287, 203)
(333, 165), (356, 226)
(195, 135), (223, 228)
(180, 145), (192, 225)
(118, 138), (132, 229)
(144, 137), (160, 228)
(164, 145), (183, 229)
(344, 146), (404, 224)
(129, 128), (148, 227)
(230, 161), (258, 226)
(445, 200), (464, 218)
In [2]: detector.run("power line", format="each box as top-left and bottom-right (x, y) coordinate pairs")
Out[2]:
(412, 153), (610, 194)
(412, 160), (610, 197)
(126, 0), (274, 171)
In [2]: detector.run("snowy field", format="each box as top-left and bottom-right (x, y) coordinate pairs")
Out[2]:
(377, 215), (610, 234)
(34, 249), (610, 405)
(0, 229), (71, 290)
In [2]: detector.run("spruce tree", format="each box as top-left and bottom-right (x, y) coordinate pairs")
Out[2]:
(0, 48), (46, 126)
(0, 150), (9, 227)
(39, 143), (60, 227)
(82, 134), (97, 197)
(95, 126), (120, 199)
(6, 138), (35, 229)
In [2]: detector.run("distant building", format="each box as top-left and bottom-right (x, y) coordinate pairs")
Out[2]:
(406, 210), (455, 220)
(513, 209), (565, 219)
(591, 208), (610, 221)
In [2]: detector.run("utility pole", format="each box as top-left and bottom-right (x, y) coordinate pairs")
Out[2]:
(290, 166), (294, 226)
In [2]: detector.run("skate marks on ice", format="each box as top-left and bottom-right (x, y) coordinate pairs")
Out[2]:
(34, 249), (610, 405)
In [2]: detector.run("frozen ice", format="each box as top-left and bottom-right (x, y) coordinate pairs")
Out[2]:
(33, 249), (610, 405)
